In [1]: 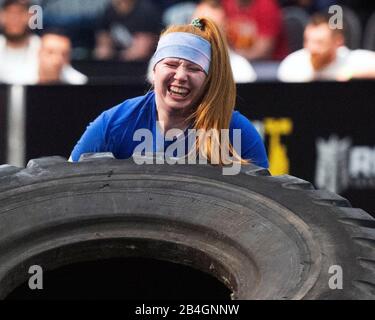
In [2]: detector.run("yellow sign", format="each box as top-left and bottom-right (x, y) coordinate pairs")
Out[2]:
(264, 118), (293, 176)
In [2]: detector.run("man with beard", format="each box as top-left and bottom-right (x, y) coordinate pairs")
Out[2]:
(0, 0), (40, 84)
(278, 13), (375, 82)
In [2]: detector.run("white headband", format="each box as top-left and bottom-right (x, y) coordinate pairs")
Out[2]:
(150, 32), (212, 74)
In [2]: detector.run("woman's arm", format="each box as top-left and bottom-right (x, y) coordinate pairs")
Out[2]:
(70, 113), (108, 162)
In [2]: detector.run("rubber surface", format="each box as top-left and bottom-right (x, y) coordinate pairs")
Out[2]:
(0, 155), (374, 299)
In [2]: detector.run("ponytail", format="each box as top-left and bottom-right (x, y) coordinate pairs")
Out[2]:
(160, 18), (246, 165)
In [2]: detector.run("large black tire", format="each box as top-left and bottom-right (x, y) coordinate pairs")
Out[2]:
(0, 155), (374, 299)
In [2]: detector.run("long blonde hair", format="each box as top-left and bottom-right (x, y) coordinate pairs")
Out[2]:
(160, 18), (246, 165)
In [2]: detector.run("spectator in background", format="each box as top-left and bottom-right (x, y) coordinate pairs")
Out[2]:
(278, 13), (375, 82)
(153, 0), (199, 11)
(40, 0), (111, 60)
(153, 0), (200, 26)
(192, 0), (257, 82)
(279, 0), (337, 14)
(162, 1), (198, 26)
(222, 0), (289, 60)
(0, 1), (87, 85)
(94, 0), (162, 61)
(333, 0), (375, 29)
(0, 0), (40, 84)
(37, 30), (88, 85)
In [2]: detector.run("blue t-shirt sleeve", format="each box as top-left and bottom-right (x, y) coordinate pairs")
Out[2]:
(70, 112), (109, 162)
(231, 112), (269, 168)
(70, 93), (155, 162)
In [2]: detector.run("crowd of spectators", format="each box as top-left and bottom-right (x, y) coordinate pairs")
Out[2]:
(1, 0), (375, 84)
(0, 0), (87, 84)
(278, 13), (375, 81)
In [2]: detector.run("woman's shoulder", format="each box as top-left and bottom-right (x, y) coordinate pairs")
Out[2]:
(230, 110), (269, 168)
(229, 110), (262, 144)
(102, 91), (155, 126)
(230, 110), (256, 128)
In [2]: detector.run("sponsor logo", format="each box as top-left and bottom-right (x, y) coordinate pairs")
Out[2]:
(315, 135), (375, 193)
(254, 117), (293, 176)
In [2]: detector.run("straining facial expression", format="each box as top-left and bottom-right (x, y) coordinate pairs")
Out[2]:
(153, 57), (207, 114)
(151, 32), (211, 115)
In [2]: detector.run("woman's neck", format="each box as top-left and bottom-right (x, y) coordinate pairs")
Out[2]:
(156, 105), (190, 133)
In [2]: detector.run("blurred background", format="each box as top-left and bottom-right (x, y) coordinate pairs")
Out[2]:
(2, 0), (375, 83)
(0, 0), (375, 216)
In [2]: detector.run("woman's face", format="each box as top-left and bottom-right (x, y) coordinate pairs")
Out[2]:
(153, 58), (207, 116)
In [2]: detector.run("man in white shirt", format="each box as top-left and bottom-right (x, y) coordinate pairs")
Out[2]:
(37, 30), (88, 85)
(278, 13), (375, 82)
(0, 0), (87, 85)
(0, 0), (40, 84)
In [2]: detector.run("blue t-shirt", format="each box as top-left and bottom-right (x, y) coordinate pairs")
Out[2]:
(71, 91), (269, 168)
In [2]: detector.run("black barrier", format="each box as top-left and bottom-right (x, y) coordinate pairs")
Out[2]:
(71, 60), (149, 84)
(13, 82), (375, 216)
(0, 86), (7, 165)
(25, 84), (148, 161)
(236, 81), (375, 216)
